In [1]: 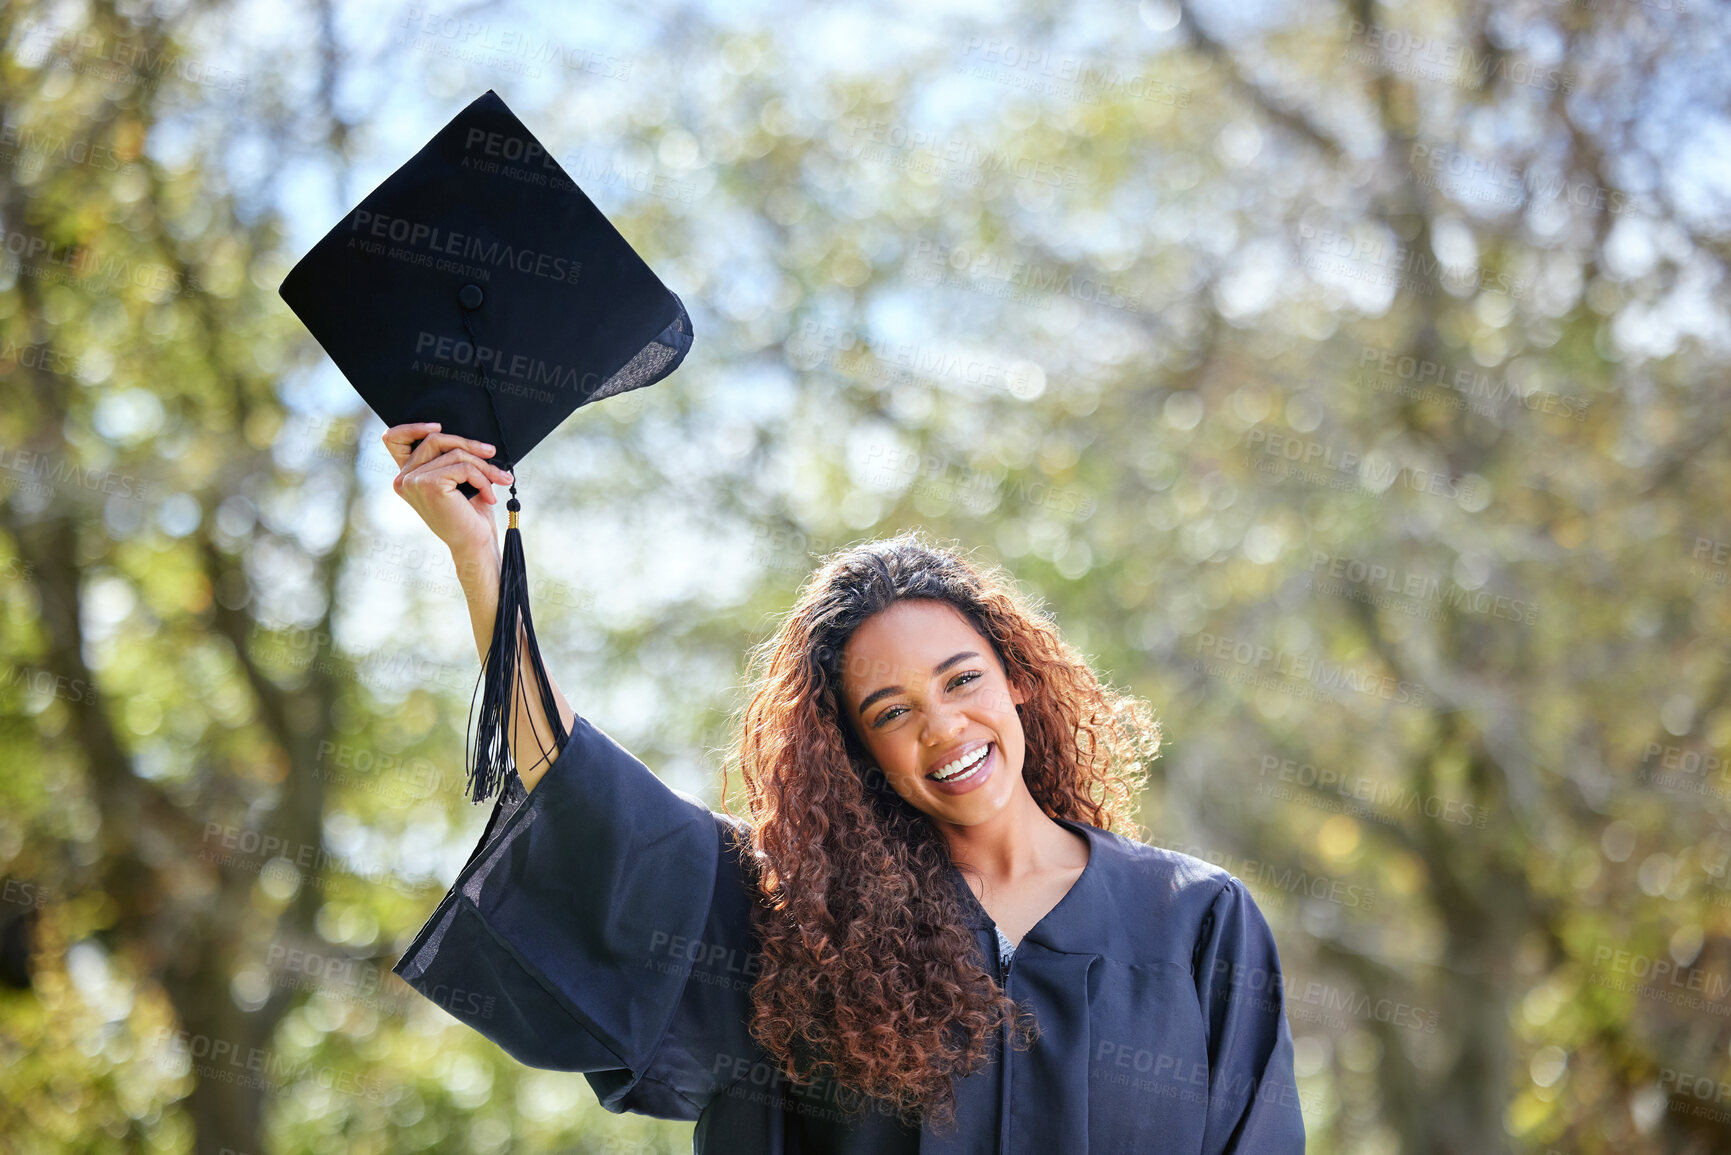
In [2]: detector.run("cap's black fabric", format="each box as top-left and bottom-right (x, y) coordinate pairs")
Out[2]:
(279, 87), (691, 472)
(277, 89), (693, 804)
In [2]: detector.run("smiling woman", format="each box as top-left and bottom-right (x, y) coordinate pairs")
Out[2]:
(833, 599), (1091, 949)
(391, 527), (1306, 1153)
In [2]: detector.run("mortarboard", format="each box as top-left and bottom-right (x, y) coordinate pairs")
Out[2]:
(278, 89), (692, 805)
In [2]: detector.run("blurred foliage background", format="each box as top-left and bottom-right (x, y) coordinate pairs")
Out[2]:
(0, 0), (1727, 1151)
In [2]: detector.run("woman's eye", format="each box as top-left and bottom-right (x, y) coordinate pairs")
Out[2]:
(872, 672), (982, 728)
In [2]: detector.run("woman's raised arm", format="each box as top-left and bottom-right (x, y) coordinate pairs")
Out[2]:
(448, 539), (575, 794)
(382, 420), (575, 792)
(380, 425), (761, 1121)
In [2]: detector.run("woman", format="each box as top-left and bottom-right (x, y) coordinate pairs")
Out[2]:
(382, 422), (1307, 1153)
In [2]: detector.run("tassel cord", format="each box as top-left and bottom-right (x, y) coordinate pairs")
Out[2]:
(459, 302), (571, 803)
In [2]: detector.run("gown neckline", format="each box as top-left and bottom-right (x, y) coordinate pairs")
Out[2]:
(944, 815), (1101, 952)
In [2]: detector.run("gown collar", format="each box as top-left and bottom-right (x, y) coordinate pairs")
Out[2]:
(942, 815), (1107, 954)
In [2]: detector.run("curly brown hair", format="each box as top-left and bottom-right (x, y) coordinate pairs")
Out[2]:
(716, 528), (1160, 1133)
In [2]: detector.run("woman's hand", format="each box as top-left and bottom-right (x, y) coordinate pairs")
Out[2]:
(382, 422), (515, 560)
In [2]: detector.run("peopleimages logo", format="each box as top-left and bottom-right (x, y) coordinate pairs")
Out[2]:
(1257, 754), (1488, 829)
(410, 331), (615, 403)
(1358, 345), (1590, 421)
(1243, 427), (1481, 503)
(0, 123), (135, 172)
(150, 1028), (388, 1100)
(397, 10), (633, 79)
(908, 240), (1144, 312)
(840, 117), (1082, 189)
(345, 210), (583, 285)
(1306, 550), (1540, 626)
(1589, 945), (1731, 1014)
(1407, 143), (1643, 217)
(16, 20), (249, 93)
(462, 127), (562, 171)
(1300, 223), (1529, 297)
(1192, 630), (1428, 709)
(1342, 21), (1572, 93)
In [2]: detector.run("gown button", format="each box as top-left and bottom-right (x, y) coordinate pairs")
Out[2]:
(459, 283), (484, 309)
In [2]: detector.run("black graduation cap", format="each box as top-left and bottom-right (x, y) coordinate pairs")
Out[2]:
(278, 89), (692, 804)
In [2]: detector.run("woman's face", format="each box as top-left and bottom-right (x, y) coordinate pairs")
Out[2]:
(838, 598), (1028, 827)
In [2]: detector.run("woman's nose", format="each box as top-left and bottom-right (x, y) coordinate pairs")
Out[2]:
(923, 703), (968, 744)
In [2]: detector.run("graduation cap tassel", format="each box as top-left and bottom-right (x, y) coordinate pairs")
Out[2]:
(465, 485), (570, 804)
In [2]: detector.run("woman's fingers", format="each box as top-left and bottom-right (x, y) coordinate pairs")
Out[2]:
(377, 426), (513, 555)
(401, 433), (498, 475)
(382, 421), (444, 468)
(381, 421), (440, 466)
(400, 461), (495, 504)
(393, 443), (510, 492)
(426, 446), (513, 485)
(382, 424), (499, 471)
(396, 447), (513, 496)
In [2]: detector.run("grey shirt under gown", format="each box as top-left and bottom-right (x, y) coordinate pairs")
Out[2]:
(392, 708), (1307, 1153)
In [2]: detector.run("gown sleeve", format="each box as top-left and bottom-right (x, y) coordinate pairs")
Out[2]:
(390, 708), (762, 1121)
(1190, 876), (1308, 1154)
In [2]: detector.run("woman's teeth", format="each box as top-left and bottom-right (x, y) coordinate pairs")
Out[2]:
(932, 744), (990, 782)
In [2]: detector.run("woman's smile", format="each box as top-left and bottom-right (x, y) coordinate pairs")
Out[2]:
(840, 598), (1029, 823)
(925, 741), (996, 793)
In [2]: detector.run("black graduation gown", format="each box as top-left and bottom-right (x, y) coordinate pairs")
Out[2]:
(392, 708), (1307, 1153)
